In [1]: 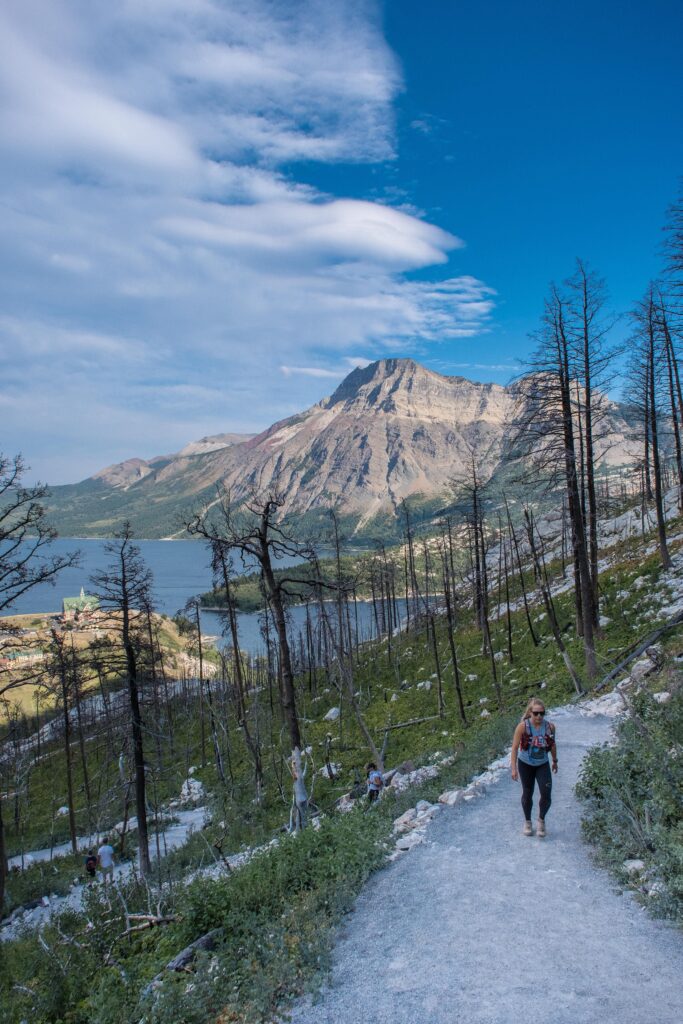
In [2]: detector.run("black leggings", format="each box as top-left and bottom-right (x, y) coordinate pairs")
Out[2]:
(518, 759), (552, 820)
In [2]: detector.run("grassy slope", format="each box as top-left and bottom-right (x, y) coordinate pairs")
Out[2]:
(1, 511), (682, 1022)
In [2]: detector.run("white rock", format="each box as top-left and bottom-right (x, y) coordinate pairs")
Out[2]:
(653, 691), (672, 704)
(623, 859), (646, 875)
(393, 808), (418, 832)
(56, 806), (70, 817)
(417, 680), (432, 691)
(540, 682), (547, 690)
(494, 651), (504, 662)
(188, 766), (197, 775)
(318, 762), (341, 779)
(415, 800), (434, 814)
(391, 692), (399, 702)
(323, 707), (340, 722)
(630, 658), (653, 682)
(41, 896), (50, 907)
(647, 881), (666, 897)
(438, 789), (462, 806)
(479, 697), (488, 704)
(466, 674), (478, 682)
(480, 709), (491, 718)
(599, 616), (611, 627)
(337, 794), (355, 814)
(180, 777), (205, 803)
(395, 831), (424, 852)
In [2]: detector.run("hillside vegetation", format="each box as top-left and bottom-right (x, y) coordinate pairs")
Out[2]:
(1, 493), (682, 1023)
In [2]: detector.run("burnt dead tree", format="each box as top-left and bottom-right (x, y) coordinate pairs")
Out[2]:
(513, 283), (599, 679)
(91, 524), (154, 876)
(189, 490), (317, 824)
(0, 452), (77, 914)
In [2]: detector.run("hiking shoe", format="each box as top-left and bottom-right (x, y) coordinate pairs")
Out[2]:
(523, 820), (533, 836)
(536, 820), (546, 838)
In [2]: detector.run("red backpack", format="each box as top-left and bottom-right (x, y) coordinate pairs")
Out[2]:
(520, 718), (555, 752)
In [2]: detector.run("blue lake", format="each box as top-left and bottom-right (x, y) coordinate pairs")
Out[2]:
(5, 538), (403, 654)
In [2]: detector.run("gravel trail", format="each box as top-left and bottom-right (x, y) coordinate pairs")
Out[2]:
(288, 708), (683, 1024)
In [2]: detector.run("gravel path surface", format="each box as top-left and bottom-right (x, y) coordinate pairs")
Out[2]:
(288, 708), (683, 1024)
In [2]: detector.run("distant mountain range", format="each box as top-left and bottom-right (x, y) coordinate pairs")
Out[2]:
(45, 358), (637, 541)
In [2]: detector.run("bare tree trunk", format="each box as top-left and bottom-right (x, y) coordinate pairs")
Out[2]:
(647, 299), (672, 568)
(429, 614), (445, 718)
(524, 510), (585, 695)
(505, 498), (539, 646)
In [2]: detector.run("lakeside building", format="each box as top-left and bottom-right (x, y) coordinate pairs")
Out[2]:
(62, 588), (100, 622)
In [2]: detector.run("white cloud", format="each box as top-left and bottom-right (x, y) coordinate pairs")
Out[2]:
(280, 366), (344, 379)
(0, 1), (497, 484)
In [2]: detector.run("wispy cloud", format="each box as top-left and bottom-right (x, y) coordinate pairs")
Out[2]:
(280, 365), (344, 379)
(0, 1), (496, 483)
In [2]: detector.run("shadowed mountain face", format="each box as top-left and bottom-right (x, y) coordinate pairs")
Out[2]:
(45, 359), (636, 539)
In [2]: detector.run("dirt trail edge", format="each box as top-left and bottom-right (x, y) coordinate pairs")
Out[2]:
(287, 707), (683, 1024)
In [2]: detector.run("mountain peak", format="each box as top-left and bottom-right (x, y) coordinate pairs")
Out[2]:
(327, 357), (427, 406)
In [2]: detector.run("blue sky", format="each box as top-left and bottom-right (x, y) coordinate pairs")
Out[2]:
(1, 0), (681, 484)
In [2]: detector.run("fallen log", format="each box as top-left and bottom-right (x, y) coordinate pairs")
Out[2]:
(143, 927), (224, 997)
(376, 714), (441, 733)
(594, 609), (683, 692)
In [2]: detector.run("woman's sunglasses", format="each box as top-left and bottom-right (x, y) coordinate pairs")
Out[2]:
(531, 710), (545, 717)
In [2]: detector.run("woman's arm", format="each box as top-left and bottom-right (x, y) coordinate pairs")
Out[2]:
(549, 730), (558, 773)
(511, 723), (524, 781)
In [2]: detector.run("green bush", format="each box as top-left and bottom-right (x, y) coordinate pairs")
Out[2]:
(576, 680), (683, 921)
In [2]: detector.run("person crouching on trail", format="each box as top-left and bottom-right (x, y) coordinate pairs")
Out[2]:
(511, 697), (557, 837)
(366, 762), (384, 805)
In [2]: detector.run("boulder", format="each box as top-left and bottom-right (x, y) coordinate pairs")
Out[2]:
(323, 707), (340, 722)
(653, 691), (672, 704)
(438, 789), (462, 806)
(622, 859), (646, 875)
(480, 708), (491, 718)
(56, 806), (70, 817)
(393, 808), (417, 832)
(630, 658), (653, 682)
(180, 777), (205, 803)
(395, 831), (424, 852)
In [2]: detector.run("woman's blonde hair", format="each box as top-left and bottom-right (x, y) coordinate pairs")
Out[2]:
(522, 696), (546, 721)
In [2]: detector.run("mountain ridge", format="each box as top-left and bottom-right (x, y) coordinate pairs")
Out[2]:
(44, 359), (637, 539)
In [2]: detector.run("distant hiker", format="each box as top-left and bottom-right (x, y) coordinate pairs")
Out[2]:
(97, 837), (116, 883)
(84, 850), (98, 880)
(511, 697), (557, 837)
(366, 762), (385, 805)
(291, 753), (308, 832)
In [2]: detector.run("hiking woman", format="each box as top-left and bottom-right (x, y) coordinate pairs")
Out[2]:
(511, 697), (557, 837)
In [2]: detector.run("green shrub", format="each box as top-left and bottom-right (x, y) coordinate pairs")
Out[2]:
(576, 680), (683, 921)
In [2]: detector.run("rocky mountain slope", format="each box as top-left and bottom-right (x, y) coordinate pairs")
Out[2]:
(45, 359), (637, 539)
